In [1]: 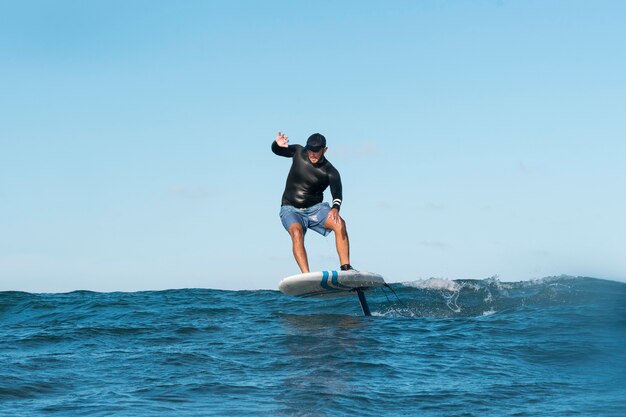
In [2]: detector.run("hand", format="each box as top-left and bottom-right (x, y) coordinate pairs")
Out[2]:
(275, 131), (289, 147)
(327, 208), (341, 224)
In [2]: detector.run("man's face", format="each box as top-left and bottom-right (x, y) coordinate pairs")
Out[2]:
(307, 147), (327, 164)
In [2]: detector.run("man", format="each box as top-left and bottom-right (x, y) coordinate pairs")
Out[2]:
(272, 131), (354, 273)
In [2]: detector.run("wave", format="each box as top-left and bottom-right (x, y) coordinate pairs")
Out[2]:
(371, 275), (626, 318)
(1, 276), (624, 321)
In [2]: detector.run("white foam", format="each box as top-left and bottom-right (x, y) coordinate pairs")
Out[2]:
(402, 278), (461, 292)
(372, 308), (417, 318)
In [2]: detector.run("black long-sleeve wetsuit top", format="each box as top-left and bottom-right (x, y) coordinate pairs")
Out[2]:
(272, 141), (343, 211)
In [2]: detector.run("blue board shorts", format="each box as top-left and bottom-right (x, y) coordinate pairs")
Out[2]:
(280, 202), (332, 236)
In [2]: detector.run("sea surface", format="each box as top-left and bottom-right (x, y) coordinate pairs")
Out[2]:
(1, 276), (625, 416)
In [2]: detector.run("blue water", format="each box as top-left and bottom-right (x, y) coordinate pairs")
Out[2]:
(1, 276), (625, 416)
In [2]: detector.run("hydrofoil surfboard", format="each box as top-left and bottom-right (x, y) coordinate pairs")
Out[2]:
(278, 270), (385, 316)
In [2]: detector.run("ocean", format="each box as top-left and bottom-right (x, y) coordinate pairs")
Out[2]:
(1, 276), (625, 416)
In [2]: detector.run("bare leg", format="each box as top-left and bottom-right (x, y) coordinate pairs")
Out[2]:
(324, 217), (350, 266)
(288, 223), (309, 273)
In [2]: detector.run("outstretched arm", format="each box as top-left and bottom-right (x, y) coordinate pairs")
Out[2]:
(275, 131), (288, 147)
(271, 131), (297, 157)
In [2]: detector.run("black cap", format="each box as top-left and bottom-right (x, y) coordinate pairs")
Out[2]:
(305, 133), (326, 152)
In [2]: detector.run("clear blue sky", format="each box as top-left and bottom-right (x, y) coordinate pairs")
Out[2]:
(1, 0), (625, 292)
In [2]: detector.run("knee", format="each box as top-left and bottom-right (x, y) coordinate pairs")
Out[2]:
(331, 218), (347, 234)
(288, 223), (305, 241)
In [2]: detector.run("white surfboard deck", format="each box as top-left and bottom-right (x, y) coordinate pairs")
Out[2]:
(278, 270), (385, 298)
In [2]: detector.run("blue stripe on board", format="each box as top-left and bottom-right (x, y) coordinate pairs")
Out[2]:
(331, 270), (352, 289)
(320, 271), (332, 290)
